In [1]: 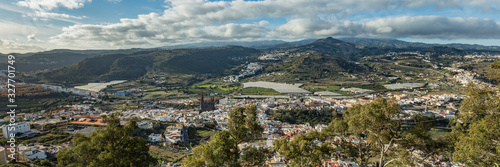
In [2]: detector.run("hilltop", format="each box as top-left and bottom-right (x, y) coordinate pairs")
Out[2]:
(263, 53), (368, 82)
(289, 37), (365, 60)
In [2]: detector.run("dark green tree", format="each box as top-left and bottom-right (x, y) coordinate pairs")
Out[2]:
(241, 147), (271, 166)
(273, 131), (334, 167)
(322, 98), (434, 167)
(451, 83), (500, 166)
(182, 105), (264, 167)
(56, 114), (156, 167)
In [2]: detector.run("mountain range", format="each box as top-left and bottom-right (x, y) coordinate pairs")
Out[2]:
(4, 37), (499, 86)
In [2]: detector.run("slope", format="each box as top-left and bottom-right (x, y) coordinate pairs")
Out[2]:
(263, 54), (368, 82)
(36, 46), (260, 85)
(290, 37), (366, 60)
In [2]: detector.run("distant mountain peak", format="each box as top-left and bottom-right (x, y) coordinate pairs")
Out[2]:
(291, 37), (363, 60)
(314, 37), (344, 44)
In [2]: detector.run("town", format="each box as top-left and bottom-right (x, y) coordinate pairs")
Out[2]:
(1, 48), (495, 166)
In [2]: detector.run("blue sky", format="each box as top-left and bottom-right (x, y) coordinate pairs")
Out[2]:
(1, 0), (500, 53)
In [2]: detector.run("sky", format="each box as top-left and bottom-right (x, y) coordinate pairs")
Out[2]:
(1, 0), (500, 53)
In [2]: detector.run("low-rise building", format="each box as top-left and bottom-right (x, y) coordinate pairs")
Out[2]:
(148, 133), (164, 143)
(1, 122), (31, 139)
(67, 116), (107, 129)
(267, 155), (287, 167)
(164, 124), (185, 146)
(20, 148), (46, 161)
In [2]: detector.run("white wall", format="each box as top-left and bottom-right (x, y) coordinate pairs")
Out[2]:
(2, 122), (31, 139)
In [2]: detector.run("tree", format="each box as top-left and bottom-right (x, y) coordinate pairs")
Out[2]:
(322, 98), (433, 167)
(451, 83), (500, 166)
(182, 105), (264, 167)
(447, 61), (500, 166)
(241, 147), (271, 166)
(343, 98), (401, 166)
(453, 115), (499, 166)
(273, 131), (333, 167)
(56, 114), (156, 167)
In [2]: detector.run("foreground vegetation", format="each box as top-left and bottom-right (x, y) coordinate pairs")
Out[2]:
(56, 115), (156, 167)
(268, 109), (336, 126)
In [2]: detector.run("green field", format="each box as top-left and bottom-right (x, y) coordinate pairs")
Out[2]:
(17, 130), (73, 145)
(238, 87), (281, 95)
(429, 126), (452, 140)
(188, 127), (217, 146)
(149, 145), (189, 163)
(189, 83), (239, 95)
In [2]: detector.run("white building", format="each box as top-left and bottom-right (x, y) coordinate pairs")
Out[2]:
(2, 122), (31, 139)
(148, 133), (164, 142)
(23, 148), (47, 160)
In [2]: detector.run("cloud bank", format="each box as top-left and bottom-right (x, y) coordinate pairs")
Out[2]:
(29, 0), (500, 49)
(16, 0), (90, 21)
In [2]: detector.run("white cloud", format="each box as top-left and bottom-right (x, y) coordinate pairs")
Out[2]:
(0, 39), (45, 53)
(363, 16), (500, 39)
(31, 11), (86, 19)
(273, 16), (500, 39)
(16, 0), (90, 22)
(47, 0), (500, 49)
(16, 0), (91, 11)
(27, 34), (40, 41)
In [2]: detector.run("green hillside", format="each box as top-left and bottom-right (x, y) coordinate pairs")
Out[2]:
(264, 54), (369, 81)
(156, 46), (260, 74)
(0, 52), (99, 72)
(36, 46), (260, 85)
(290, 37), (366, 60)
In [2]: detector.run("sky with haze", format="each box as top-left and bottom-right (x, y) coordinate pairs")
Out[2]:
(1, 0), (500, 53)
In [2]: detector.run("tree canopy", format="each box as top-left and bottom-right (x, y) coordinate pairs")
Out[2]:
(273, 98), (436, 167)
(451, 84), (500, 166)
(56, 115), (156, 167)
(182, 105), (266, 167)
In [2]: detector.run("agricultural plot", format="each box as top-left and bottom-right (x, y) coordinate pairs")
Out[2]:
(384, 83), (425, 90)
(74, 80), (127, 92)
(243, 81), (310, 94)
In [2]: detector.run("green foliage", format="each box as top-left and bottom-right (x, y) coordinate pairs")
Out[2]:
(420, 46), (466, 57)
(238, 87), (281, 95)
(37, 46), (260, 85)
(337, 98), (401, 166)
(0, 162), (30, 167)
(241, 147), (271, 166)
(187, 83), (240, 95)
(10, 52), (98, 72)
(187, 127), (217, 146)
(0, 92), (69, 113)
(273, 131), (333, 167)
(322, 98), (434, 167)
(19, 129), (72, 145)
(148, 145), (188, 163)
(40, 53), (155, 84)
(268, 109), (335, 126)
(56, 115), (156, 167)
(453, 115), (500, 166)
(32, 159), (55, 167)
(264, 54), (368, 81)
(182, 105), (264, 167)
(451, 83), (500, 166)
(291, 37), (365, 60)
(159, 46), (260, 75)
(488, 61), (500, 82)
